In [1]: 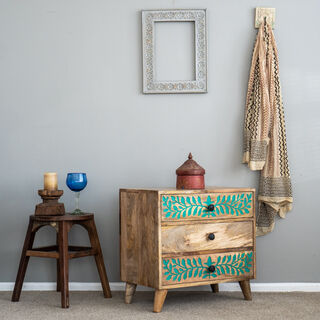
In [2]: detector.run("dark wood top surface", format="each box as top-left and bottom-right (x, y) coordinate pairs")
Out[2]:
(31, 213), (94, 221)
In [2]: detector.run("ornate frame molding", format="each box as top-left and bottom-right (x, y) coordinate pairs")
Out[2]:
(142, 9), (208, 94)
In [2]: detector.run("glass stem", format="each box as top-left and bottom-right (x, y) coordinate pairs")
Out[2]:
(75, 191), (80, 211)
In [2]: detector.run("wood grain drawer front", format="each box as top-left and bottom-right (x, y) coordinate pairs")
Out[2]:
(161, 192), (253, 221)
(161, 221), (253, 254)
(162, 251), (254, 286)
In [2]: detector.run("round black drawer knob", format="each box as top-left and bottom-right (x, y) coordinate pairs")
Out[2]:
(208, 265), (215, 273)
(207, 204), (215, 212)
(208, 233), (215, 241)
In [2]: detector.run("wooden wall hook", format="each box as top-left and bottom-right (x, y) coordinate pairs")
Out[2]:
(255, 7), (276, 29)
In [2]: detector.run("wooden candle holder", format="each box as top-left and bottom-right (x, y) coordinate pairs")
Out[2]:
(35, 190), (65, 216)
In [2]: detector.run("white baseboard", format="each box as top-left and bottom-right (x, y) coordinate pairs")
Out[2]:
(1, 282), (320, 292)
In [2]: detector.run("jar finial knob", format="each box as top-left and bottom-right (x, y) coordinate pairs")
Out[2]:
(188, 152), (193, 160)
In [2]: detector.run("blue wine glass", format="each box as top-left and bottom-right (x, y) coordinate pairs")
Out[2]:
(66, 173), (87, 215)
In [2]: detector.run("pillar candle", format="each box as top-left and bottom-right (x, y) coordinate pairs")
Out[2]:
(44, 172), (58, 191)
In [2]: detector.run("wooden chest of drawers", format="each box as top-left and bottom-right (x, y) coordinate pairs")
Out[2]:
(120, 187), (256, 312)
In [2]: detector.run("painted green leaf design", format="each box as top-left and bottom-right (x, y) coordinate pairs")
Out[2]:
(163, 252), (253, 282)
(162, 193), (252, 220)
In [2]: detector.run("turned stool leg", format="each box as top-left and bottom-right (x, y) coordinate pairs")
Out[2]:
(12, 218), (36, 302)
(210, 283), (219, 293)
(239, 280), (252, 301)
(153, 289), (167, 313)
(85, 219), (112, 298)
(125, 282), (137, 304)
(56, 233), (61, 292)
(58, 221), (69, 308)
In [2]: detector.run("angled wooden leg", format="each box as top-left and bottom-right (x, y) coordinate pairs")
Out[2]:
(125, 282), (137, 304)
(58, 221), (69, 308)
(56, 233), (61, 292)
(210, 283), (219, 293)
(239, 280), (252, 301)
(85, 219), (112, 298)
(153, 289), (167, 313)
(12, 218), (36, 302)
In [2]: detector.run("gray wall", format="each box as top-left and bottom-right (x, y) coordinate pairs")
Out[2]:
(1, 0), (319, 284)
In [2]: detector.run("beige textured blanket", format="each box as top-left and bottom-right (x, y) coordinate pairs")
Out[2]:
(243, 21), (293, 236)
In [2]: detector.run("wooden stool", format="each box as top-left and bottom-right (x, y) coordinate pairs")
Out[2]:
(11, 214), (112, 308)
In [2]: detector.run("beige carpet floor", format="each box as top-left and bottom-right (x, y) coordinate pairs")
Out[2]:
(1, 291), (319, 320)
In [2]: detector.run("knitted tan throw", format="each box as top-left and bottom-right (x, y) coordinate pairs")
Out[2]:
(243, 21), (293, 236)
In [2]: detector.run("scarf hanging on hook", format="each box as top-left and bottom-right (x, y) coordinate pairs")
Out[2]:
(243, 20), (293, 236)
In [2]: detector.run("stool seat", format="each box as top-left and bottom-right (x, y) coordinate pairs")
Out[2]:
(11, 213), (112, 308)
(32, 213), (94, 221)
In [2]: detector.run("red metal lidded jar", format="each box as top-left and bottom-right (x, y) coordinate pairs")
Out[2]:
(176, 153), (205, 190)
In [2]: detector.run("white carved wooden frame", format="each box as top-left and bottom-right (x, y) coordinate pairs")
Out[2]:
(142, 9), (207, 94)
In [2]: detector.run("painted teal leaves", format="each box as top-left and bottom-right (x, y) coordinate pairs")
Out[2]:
(162, 193), (252, 219)
(163, 252), (253, 282)
(205, 193), (252, 217)
(214, 252), (253, 276)
(163, 257), (209, 282)
(162, 195), (208, 219)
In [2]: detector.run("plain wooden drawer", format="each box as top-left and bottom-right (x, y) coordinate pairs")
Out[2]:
(162, 250), (254, 286)
(161, 221), (253, 254)
(161, 192), (253, 221)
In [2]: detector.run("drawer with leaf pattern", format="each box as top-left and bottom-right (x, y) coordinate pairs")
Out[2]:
(162, 251), (254, 286)
(161, 192), (253, 221)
